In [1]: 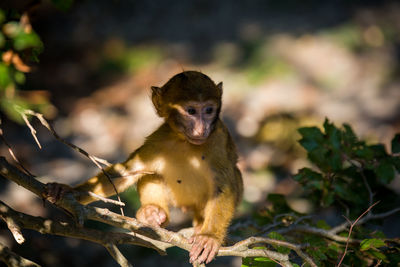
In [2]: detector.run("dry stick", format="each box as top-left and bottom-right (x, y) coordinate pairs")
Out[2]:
(0, 119), (35, 178)
(277, 225), (360, 243)
(0, 200), (166, 264)
(1, 117), (125, 209)
(18, 108), (125, 215)
(329, 207), (400, 235)
(4, 155), (398, 266)
(336, 201), (379, 267)
(104, 243), (133, 267)
(0, 241), (40, 267)
(0, 213), (25, 244)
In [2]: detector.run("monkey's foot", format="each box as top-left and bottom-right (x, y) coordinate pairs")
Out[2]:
(189, 234), (220, 264)
(136, 204), (167, 227)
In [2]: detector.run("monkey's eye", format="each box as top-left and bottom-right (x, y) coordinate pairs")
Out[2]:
(205, 107), (214, 114)
(187, 108), (196, 115)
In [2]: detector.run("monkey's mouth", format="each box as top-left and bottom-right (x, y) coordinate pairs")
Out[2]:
(187, 137), (207, 145)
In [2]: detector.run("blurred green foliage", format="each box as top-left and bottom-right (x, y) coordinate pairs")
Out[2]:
(243, 119), (400, 266)
(100, 42), (164, 75)
(0, 8), (54, 122)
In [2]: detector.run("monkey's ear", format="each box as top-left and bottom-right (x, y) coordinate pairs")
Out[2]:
(217, 82), (223, 96)
(151, 86), (164, 117)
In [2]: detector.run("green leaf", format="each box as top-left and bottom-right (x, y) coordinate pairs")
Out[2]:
(343, 123), (357, 144)
(293, 168), (323, 183)
(375, 161), (395, 184)
(354, 146), (374, 160)
(242, 257), (275, 267)
(324, 119), (341, 150)
(366, 250), (387, 261)
(360, 239), (386, 251)
(0, 32), (5, 48)
(267, 232), (291, 254)
(298, 127), (324, 151)
(14, 31), (42, 51)
(391, 134), (400, 154)
(0, 9), (5, 25)
(254, 257), (274, 262)
(316, 220), (331, 230)
(369, 144), (388, 158)
(328, 151), (342, 171)
(14, 71), (25, 84)
(0, 63), (11, 89)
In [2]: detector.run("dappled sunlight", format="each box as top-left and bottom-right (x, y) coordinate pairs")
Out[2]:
(1, 1), (400, 266)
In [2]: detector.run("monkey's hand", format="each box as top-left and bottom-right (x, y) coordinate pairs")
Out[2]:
(44, 182), (73, 203)
(136, 204), (168, 227)
(188, 234), (220, 264)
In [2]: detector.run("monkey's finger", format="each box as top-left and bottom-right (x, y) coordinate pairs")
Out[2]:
(190, 237), (208, 262)
(150, 210), (161, 225)
(189, 244), (204, 263)
(158, 210), (167, 224)
(197, 241), (212, 263)
(206, 242), (219, 264)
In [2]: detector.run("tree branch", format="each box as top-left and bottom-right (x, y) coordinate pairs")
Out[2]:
(0, 156), (293, 265)
(0, 200), (166, 256)
(16, 108), (125, 215)
(0, 241), (40, 267)
(1, 155), (398, 266)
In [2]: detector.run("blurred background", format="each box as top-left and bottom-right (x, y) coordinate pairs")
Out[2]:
(0, 0), (400, 266)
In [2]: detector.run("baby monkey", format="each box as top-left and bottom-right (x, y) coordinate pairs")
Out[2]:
(47, 71), (243, 264)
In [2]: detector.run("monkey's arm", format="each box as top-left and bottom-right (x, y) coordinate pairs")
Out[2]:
(46, 144), (155, 205)
(189, 185), (237, 264)
(73, 162), (141, 205)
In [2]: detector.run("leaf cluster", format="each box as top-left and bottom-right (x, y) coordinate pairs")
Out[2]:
(294, 119), (399, 213)
(243, 119), (400, 266)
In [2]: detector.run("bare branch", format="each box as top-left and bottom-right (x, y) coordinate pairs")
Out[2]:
(1, 156), (399, 266)
(104, 243), (133, 267)
(85, 191), (125, 206)
(0, 200), (165, 255)
(219, 237), (316, 267)
(19, 112), (42, 149)
(277, 225), (360, 243)
(0, 120), (35, 177)
(0, 156), (297, 265)
(337, 202), (379, 267)
(0, 213), (25, 244)
(0, 241), (40, 267)
(16, 108), (124, 215)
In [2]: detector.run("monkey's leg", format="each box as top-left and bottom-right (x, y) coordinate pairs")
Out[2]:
(136, 175), (169, 227)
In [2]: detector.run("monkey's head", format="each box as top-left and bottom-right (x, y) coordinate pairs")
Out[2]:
(151, 71), (223, 145)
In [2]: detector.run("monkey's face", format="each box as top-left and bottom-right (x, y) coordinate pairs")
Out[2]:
(169, 100), (218, 145)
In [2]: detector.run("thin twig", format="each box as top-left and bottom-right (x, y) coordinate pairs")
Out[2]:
(336, 201), (379, 267)
(0, 119), (35, 177)
(20, 112), (42, 149)
(104, 243), (133, 267)
(0, 241), (40, 267)
(16, 108), (124, 215)
(86, 191), (125, 206)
